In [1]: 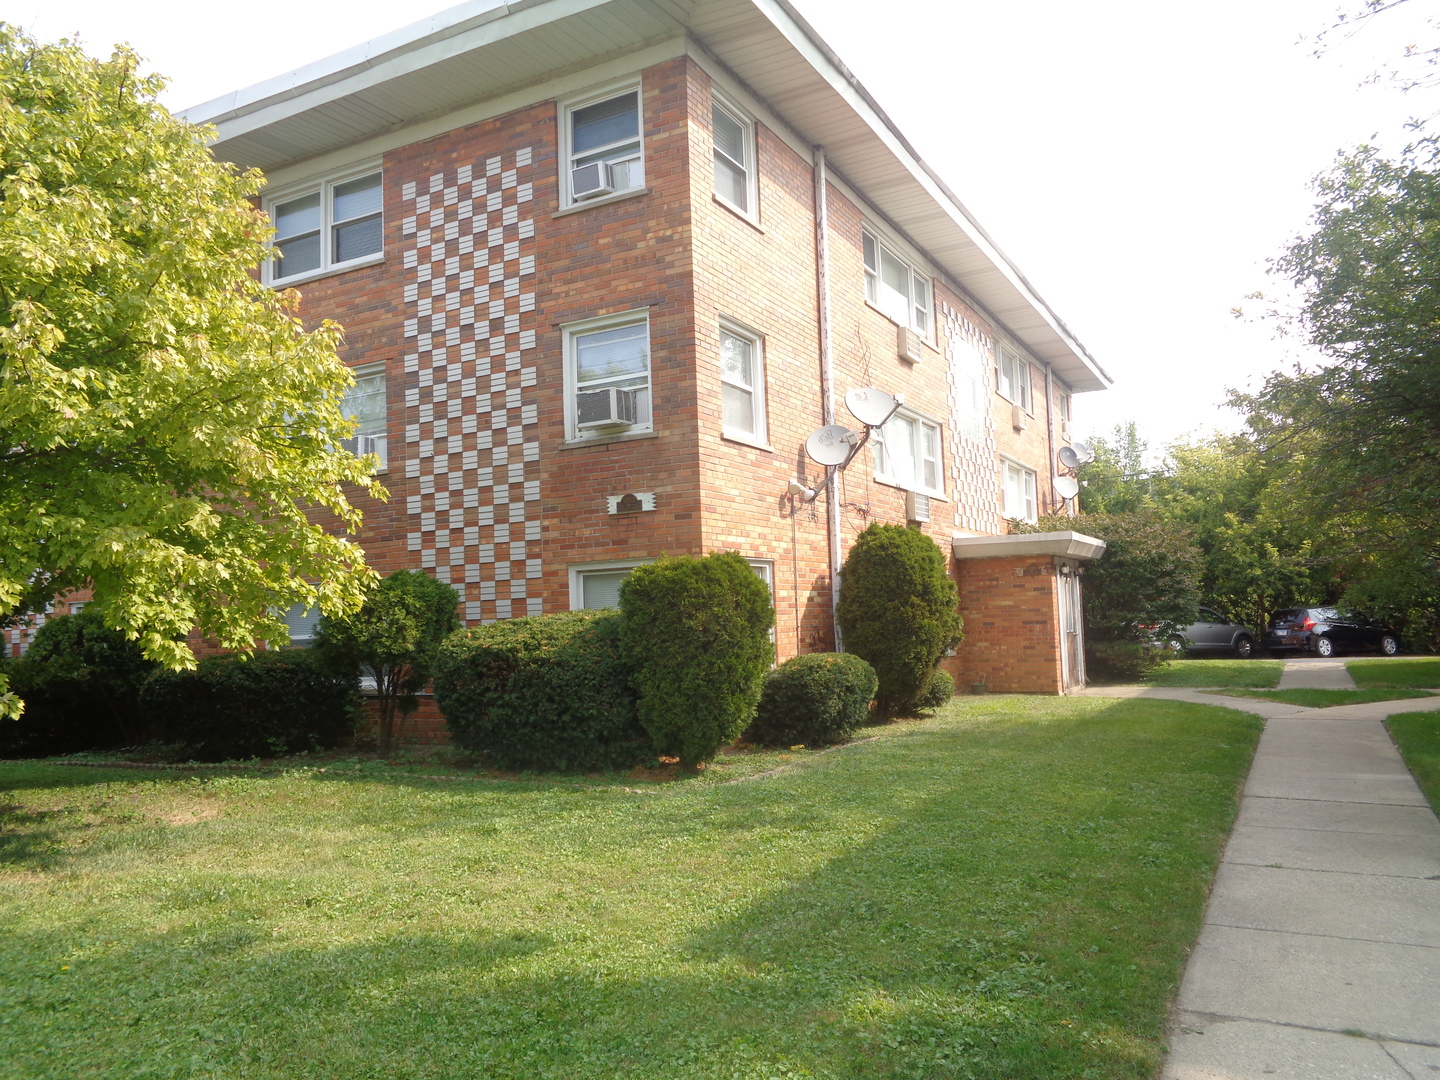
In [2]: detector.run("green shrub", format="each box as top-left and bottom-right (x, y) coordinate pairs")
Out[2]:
(748, 652), (877, 747)
(836, 523), (962, 717)
(915, 668), (955, 711)
(0, 611), (159, 756)
(312, 570), (460, 753)
(434, 609), (646, 771)
(618, 552), (775, 769)
(141, 650), (358, 761)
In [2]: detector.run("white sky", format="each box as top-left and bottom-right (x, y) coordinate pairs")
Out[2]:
(13, 0), (1440, 451)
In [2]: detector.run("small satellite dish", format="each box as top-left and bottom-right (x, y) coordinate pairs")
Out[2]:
(1072, 441), (1095, 464)
(805, 425), (857, 467)
(1057, 446), (1081, 471)
(1054, 476), (1080, 501)
(845, 387), (898, 428)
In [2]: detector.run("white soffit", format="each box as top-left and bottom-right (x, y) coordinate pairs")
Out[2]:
(951, 531), (1107, 561)
(186, 0), (1109, 391)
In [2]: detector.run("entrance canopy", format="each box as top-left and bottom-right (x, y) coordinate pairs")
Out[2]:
(951, 531), (1106, 561)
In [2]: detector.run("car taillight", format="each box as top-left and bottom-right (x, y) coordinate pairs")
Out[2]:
(1301, 618), (1315, 631)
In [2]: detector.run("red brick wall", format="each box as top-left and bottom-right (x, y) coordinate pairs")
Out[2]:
(945, 555), (1063, 694)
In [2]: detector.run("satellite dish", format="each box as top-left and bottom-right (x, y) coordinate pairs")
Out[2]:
(805, 425), (857, 467)
(1057, 445), (1081, 471)
(845, 387), (898, 428)
(1072, 441), (1095, 464)
(1054, 476), (1080, 500)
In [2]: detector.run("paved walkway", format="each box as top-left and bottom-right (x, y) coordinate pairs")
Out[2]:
(1076, 668), (1440, 1079)
(1277, 656), (1359, 691)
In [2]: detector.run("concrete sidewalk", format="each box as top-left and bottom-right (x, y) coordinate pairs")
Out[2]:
(1077, 671), (1440, 1078)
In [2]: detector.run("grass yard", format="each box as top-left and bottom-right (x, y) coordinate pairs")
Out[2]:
(1387, 710), (1440, 813)
(1205, 688), (1437, 709)
(0, 697), (1262, 1080)
(1348, 657), (1440, 689)
(1136, 659), (1284, 689)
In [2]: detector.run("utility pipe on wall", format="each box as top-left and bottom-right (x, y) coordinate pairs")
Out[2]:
(813, 146), (843, 651)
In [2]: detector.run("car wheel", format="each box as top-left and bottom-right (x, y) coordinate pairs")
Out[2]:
(1234, 635), (1254, 660)
(1167, 636), (1187, 655)
(1380, 635), (1400, 656)
(1313, 635), (1336, 658)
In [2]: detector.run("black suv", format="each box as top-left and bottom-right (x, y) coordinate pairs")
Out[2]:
(1265, 607), (1401, 658)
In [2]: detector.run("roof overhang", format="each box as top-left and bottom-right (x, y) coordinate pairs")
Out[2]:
(951, 530), (1107, 561)
(184, 0), (1111, 392)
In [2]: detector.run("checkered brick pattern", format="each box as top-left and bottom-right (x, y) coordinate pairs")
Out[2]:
(399, 147), (543, 625)
(941, 301), (1002, 535)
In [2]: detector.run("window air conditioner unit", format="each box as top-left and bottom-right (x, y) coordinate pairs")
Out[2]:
(571, 161), (616, 201)
(897, 324), (924, 363)
(1011, 404), (1028, 431)
(905, 490), (931, 524)
(576, 386), (639, 429)
(342, 433), (388, 466)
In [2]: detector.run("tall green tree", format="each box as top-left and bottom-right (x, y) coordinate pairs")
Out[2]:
(0, 27), (383, 717)
(1239, 141), (1440, 647)
(1076, 422), (1157, 515)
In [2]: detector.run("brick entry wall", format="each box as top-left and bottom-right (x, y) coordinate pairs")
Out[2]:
(945, 555), (1063, 694)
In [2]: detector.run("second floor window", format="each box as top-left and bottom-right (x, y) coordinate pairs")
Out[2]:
(712, 97), (755, 213)
(565, 313), (651, 441)
(996, 343), (1033, 411)
(863, 230), (931, 335)
(270, 170), (383, 282)
(566, 87), (644, 204)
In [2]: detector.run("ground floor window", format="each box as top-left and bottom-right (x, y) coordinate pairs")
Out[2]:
(1001, 460), (1037, 523)
(281, 602), (322, 646)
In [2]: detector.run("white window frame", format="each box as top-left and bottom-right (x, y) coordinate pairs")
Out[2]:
(563, 310), (653, 443)
(339, 360), (388, 472)
(568, 559), (655, 611)
(872, 408), (945, 496)
(862, 228), (932, 337)
(746, 558), (777, 646)
(996, 343), (1034, 412)
(1001, 459), (1038, 524)
(263, 163), (384, 286)
(711, 91), (758, 218)
(718, 319), (767, 447)
(560, 80), (646, 209)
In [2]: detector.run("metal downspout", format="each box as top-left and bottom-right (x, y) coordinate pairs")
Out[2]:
(814, 147), (842, 650)
(1044, 362), (1057, 513)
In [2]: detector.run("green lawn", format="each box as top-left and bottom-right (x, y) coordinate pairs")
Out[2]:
(1137, 659), (1284, 689)
(1206, 688), (1437, 709)
(0, 697), (1262, 1080)
(1388, 710), (1440, 813)
(1348, 657), (1440, 689)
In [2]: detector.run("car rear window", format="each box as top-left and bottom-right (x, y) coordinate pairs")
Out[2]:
(1272, 609), (1304, 621)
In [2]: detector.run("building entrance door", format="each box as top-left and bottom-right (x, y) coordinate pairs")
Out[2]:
(1057, 560), (1086, 690)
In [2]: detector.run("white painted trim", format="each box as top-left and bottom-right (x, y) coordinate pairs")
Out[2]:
(709, 88), (760, 224)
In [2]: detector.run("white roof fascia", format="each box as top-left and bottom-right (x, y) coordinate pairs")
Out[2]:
(181, 0), (610, 139)
(751, 0), (1109, 390)
(951, 531), (1107, 561)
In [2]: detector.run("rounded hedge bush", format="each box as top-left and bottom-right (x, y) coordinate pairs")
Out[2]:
(618, 552), (775, 769)
(837, 523), (962, 717)
(141, 649), (358, 761)
(915, 668), (955, 712)
(748, 652), (878, 747)
(433, 609), (647, 771)
(0, 610), (158, 756)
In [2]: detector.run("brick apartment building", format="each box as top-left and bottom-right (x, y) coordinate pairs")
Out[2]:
(6, 0), (1113, 693)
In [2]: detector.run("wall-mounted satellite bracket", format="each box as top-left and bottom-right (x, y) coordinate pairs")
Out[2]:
(790, 388), (904, 502)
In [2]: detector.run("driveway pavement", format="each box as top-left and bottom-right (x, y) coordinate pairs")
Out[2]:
(1076, 666), (1440, 1078)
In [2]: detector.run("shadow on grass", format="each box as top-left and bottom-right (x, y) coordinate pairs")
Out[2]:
(0, 698), (1260, 1080)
